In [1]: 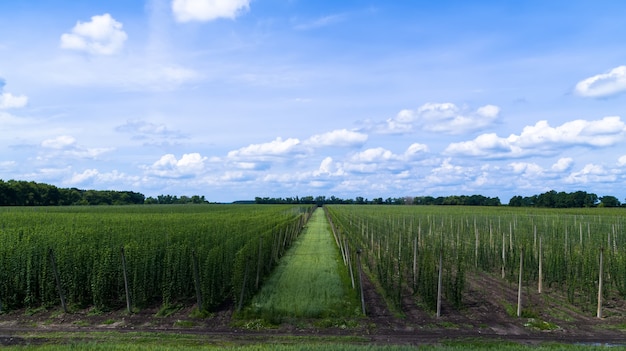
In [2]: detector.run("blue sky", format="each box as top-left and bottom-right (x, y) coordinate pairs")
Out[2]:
(1, 0), (626, 202)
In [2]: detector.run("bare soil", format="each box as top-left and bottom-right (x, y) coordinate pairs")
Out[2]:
(1, 270), (625, 347)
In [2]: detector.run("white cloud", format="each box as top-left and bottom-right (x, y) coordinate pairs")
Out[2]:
(314, 157), (345, 176)
(172, 0), (250, 22)
(618, 155), (626, 167)
(70, 168), (99, 184)
(125, 64), (200, 91)
(227, 137), (302, 158)
(305, 129), (368, 147)
(41, 135), (77, 149)
(342, 144), (425, 175)
(0, 160), (16, 170)
(60, 13), (127, 55)
(565, 164), (617, 184)
(509, 162), (544, 176)
(68, 169), (140, 186)
(445, 116), (626, 158)
(350, 147), (395, 163)
(0, 92), (28, 109)
(551, 157), (574, 172)
(294, 14), (347, 30)
(39, 135), (113, 160)
(146, 153), (207, 178)
(426, 158), (469, 186)
(404, 143), (429, 159)
(575, 66), (626, 98)
(116, 120), (188, 143)
(379, 103), (500, 135)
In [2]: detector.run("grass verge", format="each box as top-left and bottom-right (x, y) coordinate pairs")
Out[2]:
(241, 208), (360, 322)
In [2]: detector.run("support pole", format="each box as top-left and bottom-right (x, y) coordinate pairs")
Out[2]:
(517, 248), (523, 317)
(436, 249), (443, 318)
(538, 237), (543, 294)
(597, 247), (604, 319)
(120, 246), (132, 314)
(192, 250), (203, 311)
(356, 249), (366, 316)
(49, 248), (68, 313)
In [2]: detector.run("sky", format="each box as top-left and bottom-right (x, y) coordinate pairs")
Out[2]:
(1, 0), (626, 203)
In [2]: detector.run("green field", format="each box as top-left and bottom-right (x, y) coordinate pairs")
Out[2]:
(2, 204), (626, 349)
(326, 205), (626, 314)
(244, 208), (360, 321)
(0, 205), (313, 313)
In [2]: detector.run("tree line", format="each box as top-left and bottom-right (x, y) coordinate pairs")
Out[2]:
(508, 190), (622, 208)
(255, 194), (502, 206)
(1, 178), (623, 208)
(0, 179), (215, 206)
(0, 179), (145, 206)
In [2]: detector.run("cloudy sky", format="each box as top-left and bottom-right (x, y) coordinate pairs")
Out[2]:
(2, 0), (626, 203)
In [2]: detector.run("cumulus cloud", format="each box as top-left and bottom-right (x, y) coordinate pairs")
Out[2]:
(304, 129), (368, 147)
(60, 13), (127, 55)
(172, 0), (250, 22)
(575, 66), (626, 98)
(125, 64), (200, 91)
(618, 155), (626, 167)
(42, 135), (77, 149)
(40, 135), (112, 160)
(445, 116), (626, 158)
(350, 147), (395, 163)
(116, 120), (188, 143)
(0, 78), (28, 109)
(552, 157), (574, 172)
(227, 137), (302, 158)
(69, 169), (140, 186)
(343, 144), (427, 174)
(380, 103), (500, 135)
(314, 157), (345, 176)
(146, 153), (207, 178)
(565, 164), (617, 184)
(0, 92), (28, 109)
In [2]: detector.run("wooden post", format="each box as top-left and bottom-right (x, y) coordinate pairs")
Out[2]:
(538, 237), (543, 294)
(517, 248), (523, 317)
(597, 247), (604, 319)
(412, 236), (418, 291)
(192, 250), (203, 311)
(120, 246), (132, 314)
(346, 240), (355, 289)
(255, 237), (263, 290)
(501, 232), (506, 279)
(238, 260), (250, 312)
(356, 249), (366, 316)
(49, 248), (68, 313)
(436, 248), (443, 318)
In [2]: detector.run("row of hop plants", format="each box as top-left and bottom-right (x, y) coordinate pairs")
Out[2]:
(325, 205), (626, 316)
(0, 204), (313, 313)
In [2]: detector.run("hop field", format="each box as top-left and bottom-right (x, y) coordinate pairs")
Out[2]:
(0, 204), (313, 313)
(326, 205), (626, 316)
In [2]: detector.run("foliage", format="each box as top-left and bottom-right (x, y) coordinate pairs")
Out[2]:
(326, 205), (626, 315)
(0, 204), (313, 312)
(243, 209), (360, 321)
(0, 179), (146, 206)
(508, 190), (622, 208)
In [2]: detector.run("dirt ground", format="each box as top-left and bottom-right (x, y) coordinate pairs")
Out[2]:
(1, 271), (625, 346)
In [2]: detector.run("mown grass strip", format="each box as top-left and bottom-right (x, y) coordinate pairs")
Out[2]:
(244, 208), (359, 320)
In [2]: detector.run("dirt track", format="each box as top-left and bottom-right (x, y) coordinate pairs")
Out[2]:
(1, 269), (625, 346)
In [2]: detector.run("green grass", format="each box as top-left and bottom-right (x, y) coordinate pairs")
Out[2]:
(243, 208), (360, 321)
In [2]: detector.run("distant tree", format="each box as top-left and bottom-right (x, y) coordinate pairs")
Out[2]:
(599, 195), (621, 207)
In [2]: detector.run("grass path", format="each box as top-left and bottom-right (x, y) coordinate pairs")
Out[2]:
(245, 207), (359, 319)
